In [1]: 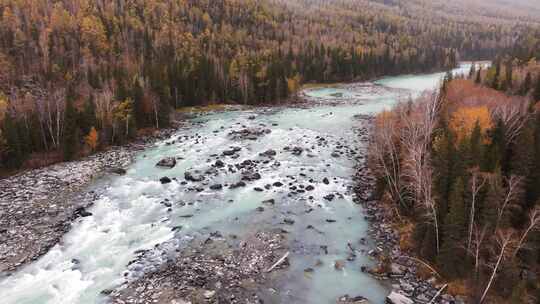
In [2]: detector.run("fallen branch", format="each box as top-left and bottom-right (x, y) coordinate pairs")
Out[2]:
(398, 255), (442, 278)
(265, 251), (290, 273)
(428, 284), (448, 304)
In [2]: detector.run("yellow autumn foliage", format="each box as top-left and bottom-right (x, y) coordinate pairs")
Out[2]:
(287, 74), (302, 95)
(449, 106), (492, 142)
(0, 93), (7, 121)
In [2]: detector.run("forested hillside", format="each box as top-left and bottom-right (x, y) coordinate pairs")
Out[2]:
(370, 58), (540, 302)
(0, 0), (537, 171)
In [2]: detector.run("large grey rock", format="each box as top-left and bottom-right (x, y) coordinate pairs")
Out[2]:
(184, 171), (204, 182)
(386, 291), (413, 304)
(156, 157), (177, 168)
(337, 295), (369, 303)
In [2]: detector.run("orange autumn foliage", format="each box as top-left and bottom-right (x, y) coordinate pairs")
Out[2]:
(449, 106), (492, 142)
(85, 127), (98, 151)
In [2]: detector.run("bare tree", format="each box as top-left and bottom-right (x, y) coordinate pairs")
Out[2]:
(467, 169), (487, 252)
(94, 85), (114, 131)
(369, 109), (404, 208)
(466, 224), (488, 278)
(491, 98), (530, 144)
(495, 175), (523, 231)
(513, 207), (540, 258)
(480, 230), (515, 304)
(400, 92), (442, 252)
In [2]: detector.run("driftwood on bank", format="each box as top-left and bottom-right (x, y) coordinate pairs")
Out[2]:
(265, 251), (289, 273)
(427, 284), (448, 304)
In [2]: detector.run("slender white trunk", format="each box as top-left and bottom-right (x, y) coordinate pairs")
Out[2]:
(480, 237), (510, 303)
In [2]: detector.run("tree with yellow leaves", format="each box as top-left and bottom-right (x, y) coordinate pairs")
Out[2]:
(449, 106), (492, 143)
(287, 74), (302, 97)
(80, 15), (109, 57)
(113, 98), (134, 141)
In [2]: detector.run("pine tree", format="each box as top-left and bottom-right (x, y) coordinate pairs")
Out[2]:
(484, 119), (507, 173)
(63, 97), (79, 161)
(520, 72), (532, 96)
(482, 170), (503, 230)
(438, 178), (468, 278)
(433, 120), (458, 218)
(2, 113), (25, 168)
(80, 97), (97, 134)
(469, 62), (476, 78)
(475, 67), (482, 84)
(504, 61), (513, 91)
(526, 113), (540, 207)
(533, 76), (540, 103)
(491, 61), (501, 90)
(470, 120), (484, 169)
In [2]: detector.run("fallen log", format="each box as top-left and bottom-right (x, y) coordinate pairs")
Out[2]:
(427, 284), (448, 304)
(265, 251), (290, 273)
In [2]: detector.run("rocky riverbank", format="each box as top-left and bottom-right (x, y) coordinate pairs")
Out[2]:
(109, 230), (288, 304)
(0, 127), (178, 274)
(353, 127), (465, 304)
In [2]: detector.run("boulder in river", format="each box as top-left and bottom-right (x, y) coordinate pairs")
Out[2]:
(283, 218), (295, 225)
(210, 184), (223, 190)
(242, 171), (261, 181)
(324, 194), (335, 201)
(160, 177), (172, 184)
(386, 291), (414, 304)
(262, 199), (275, 205)
(156, 157), (177, 168)
(334, 260), (345, 270)
(109, 167), (127, 175)
(184, 171), (204, 182)
(291, 146), (304, 156)
(75, 207), (93, 217)
(260, 149), (277, 157)
(229, 181), (247, 189)
(337, 295), (369, 303)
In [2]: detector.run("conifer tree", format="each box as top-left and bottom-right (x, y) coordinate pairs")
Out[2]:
(469, 63), (476, 78)
(63, 97), (79, 161)
(2, 113), (24, 168)
(438, 178), (468, 278)
(533, 76), (540, 103)
(470, 121), (484, 169)
(504, 62), (513, 91)
(475, 67), (482, 84)
(520, 72), (532, 96)
(526, 113), (540, 206)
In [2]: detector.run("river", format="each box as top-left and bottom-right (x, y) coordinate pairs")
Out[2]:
(0, 63), (478, 304)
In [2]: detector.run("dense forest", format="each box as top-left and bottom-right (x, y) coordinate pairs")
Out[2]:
(0, 0), (538, 171)
(370, 55), (540, 302)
